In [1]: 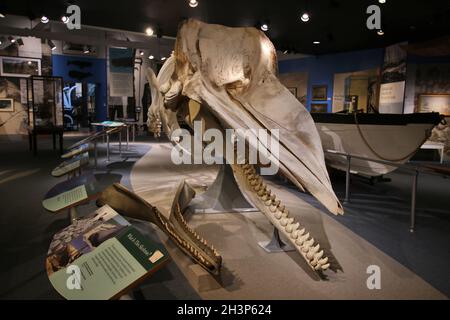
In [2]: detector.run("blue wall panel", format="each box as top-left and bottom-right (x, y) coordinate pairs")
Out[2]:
(279, 48), (385, 112)
(52, 54), (108, 121)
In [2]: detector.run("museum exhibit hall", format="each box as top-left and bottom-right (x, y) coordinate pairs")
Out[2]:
(0, 0), (450, 303)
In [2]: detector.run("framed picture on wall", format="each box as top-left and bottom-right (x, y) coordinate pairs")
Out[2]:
(0, 56), (41, 77)
(312, 85), (328, 101)
(418, 94), (450, 116)
(310, 103), (328, 113)
(287, 87), (297, 97)
(0, 98), (14, 112)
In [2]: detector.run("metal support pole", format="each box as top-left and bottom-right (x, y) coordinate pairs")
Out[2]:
(106, 132), (110, 162)
(69, 207), (78, 224)
(126, 125), (129, 150)
(94, 140), (98, 169)
(119, 130), (122, 156)
(258, 227), (295, 253)
(410, 169), (419, 233)
(132, 124), (136, 142)
(344, 155), (351, 204)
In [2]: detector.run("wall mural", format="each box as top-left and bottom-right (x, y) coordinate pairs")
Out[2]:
(0, 77), (28, 135)
(415, 63), (450, 156)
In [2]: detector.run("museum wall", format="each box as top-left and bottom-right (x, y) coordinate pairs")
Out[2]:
(52, 54), (108, 121)
(0, 38), (43, 137)
(278, 48), (384, 112)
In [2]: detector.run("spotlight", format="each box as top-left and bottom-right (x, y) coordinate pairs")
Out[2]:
(83, 45), (90, 54)
(61, 15), (69, 24)
(0, 39), (2, 45)
(377, 29), (384, 36)
(48, 39), (56, 50)
(139, 50), (144, 56)
(301, 12), (310, 22)
(145, 27), (154, 36)
(149, 55), (154, 60)
(41, 15), (49, 24)
(16, 38), (24, 46)
(161, 56), (167, 61)
(8, 36), (16, 43)
(313, 41), (320, 45)
(260, 23), (269, 32)
(0, 13), (5, 18)
(189, 0), (199, 8)
(378, 0), (386, 3)
(28, 61), (32, 65)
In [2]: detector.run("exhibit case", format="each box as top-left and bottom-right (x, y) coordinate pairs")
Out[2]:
(27, 76), (64, 129)
(27, 76), (65, 154)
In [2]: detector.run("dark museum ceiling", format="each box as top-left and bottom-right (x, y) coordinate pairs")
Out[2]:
(1, 0), (449, 55)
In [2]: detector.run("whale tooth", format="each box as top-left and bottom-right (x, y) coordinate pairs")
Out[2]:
(269, 205), (278, 213)
(298, 228), (305, 236)
(311, 258), (318, 266)
(274, 211), (283, 220)
(307, 245), (320, 259)
(314, 250), (324, 260)
(302, 238), (314, 252)
(265, 200), (273, 206)
(321, 263), (330, 270)
(318, 257), (328, 265)
(278, 205), (285, 212)
(257, 189), (265, 197)
(280, 218), (288, 227)
(286, 222), (299, 233)
(296, 233), (309, 245)
(291, 230), (299, 239)
(254, 184), (262, 192)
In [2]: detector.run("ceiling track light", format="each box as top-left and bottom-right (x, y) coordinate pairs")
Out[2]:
(189, 0), (199, 8)
(149, 55), (155, 60)
(0, 13), (5, 18)
(48, 39), (56, 50)
(83, 45), (90, 54)
(145, 27), (154, 36)
(313, 41), (320, 45)
(61, 15), (69, 24)
(378, 0), (386, 4)
(8, 36), (16, 43)
(161, 56), (167, 61)
(301, 12), (310, 22)
(139, 50), (144, 56)
(377, 29), (384, 36)
(41, 15), (49, 24)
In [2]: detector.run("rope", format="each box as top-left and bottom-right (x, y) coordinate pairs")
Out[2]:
(353, 112), (428, 162)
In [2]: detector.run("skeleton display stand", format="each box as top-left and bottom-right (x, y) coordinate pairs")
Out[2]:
(258, 228), (295, 253)
(189, 164), (258, 214)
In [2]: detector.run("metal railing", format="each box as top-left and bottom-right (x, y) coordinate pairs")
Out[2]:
(325, 149), (449, 233)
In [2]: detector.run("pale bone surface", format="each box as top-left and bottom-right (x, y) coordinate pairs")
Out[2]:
(146, 19), (346, 273)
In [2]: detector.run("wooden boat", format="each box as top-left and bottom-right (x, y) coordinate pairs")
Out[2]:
(311, 112), (443, 177)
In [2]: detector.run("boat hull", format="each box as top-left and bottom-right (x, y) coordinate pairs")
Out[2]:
(312, 113), (441, 177)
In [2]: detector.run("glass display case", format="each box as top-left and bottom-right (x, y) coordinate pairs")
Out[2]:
(27, 76), (64, 155)
(27, 76), (64, 129)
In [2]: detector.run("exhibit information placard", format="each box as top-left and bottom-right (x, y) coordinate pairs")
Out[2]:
(46, 205), (169, 299)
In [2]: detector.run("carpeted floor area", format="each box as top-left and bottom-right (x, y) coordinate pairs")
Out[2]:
(0, 133), (449, 299)
(0, 133), (200, 299)
(130, 143), (450, 299)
